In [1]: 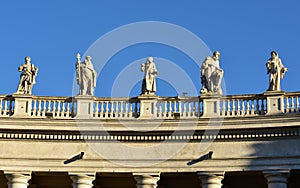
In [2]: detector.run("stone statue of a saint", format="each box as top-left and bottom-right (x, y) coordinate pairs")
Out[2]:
(141, 57), (158, 95)
(76, 53), (97, 96)
(16, 56), (38, 94)
(266, 51), (288, 91)
(200, 51), (224, 95)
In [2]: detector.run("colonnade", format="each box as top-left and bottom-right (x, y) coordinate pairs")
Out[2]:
(3, 171), (290, 188)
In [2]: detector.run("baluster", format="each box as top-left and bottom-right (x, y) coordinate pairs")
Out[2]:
(286, 97), (290, 113)
(116, 101), (119, 117)
(57, 101), (62, 117)
(236, 99), (240, 116)
(251, 99), (255, 115)
(191, 101), (195, 117)
(246, 100), (250, 115)
(226, 99), (230, 116)
(32, 100), (37, 116)
(261, 99), (265, 114)
(93, 101), (98, 118)
(66, 102), (70, 117)
(182, 101), (186, 117)
(220, 100), (225, 116)
(42, 100), (46, 117)
(105, 101), (109, 118)
(158, 102), (162, 118)
(38, 100), (42, 117)
(255, 99), (260, 114)
(163, 101), (167, 117)
(168, 101), (172, 117)
(123, 101), (126, 117)
(129, 102), (133, 118)
(241, 99), (245, 115)
(179, 101), (182, 117)
(174, 101), (177, 113)
(0, 99), (3, 116)
(52, 101), (56, 117)
(296, 96), (300, 112)
(61, 101), (66, 117)
(46, 100), (51, 113)
(231, 99), (235, 116)
(3, 100), (8, 116)
(291, 97), (295, 112)
(99, 101), (103, 118)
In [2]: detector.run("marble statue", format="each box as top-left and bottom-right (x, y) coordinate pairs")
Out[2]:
(141, 57), (158, 95)
(266, 51), (288, 91)
(200, 51), (224, 95)
(16, 56), (38, 94)
(76, 53), (97, 96)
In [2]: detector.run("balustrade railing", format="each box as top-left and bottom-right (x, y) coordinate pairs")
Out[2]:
(220, 94), (267, 117)
(31, 96), (74, 118)
(1, 92), (300, 119)
(0, 95), (14, 117)
(283, 92), (300, 113)
(93, 97), (140, 119)
(156, 97), (203, 118)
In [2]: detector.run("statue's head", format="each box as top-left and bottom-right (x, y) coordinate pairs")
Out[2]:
(25, 56), (31, 62)
(86, 56), (92, 61)
(213, 51), (220, 60)
(271, 51), (278, 58)
(147, 56), (153, 63)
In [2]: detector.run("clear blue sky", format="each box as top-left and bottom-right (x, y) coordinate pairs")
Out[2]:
(0, 0), (299, 97)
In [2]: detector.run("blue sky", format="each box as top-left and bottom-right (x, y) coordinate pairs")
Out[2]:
(0, 1), (299, 97)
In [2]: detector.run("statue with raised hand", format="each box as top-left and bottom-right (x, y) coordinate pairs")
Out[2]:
(16, 56), (38, 94)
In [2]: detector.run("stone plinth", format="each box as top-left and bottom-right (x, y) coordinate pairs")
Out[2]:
(201, 95), (221, 118)
(12, 94), (33, 117)
(264, 91), (285, 115)
(74, 95), (94, 119)
(138, 95), (158, 119)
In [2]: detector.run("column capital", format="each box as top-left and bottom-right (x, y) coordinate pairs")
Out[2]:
(197, 172), (224, 188)
(263, 171), (289, 182)
(5, 173), (31, 188)
(263, 171), (289, 188)
(70, 174), (95, 188)
(133, 173), (160, 188)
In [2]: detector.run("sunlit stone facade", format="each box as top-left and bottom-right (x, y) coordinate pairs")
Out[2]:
(0, 91), (300, 188)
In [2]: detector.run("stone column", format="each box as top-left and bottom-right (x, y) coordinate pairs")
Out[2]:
(264, 172), (289, 188)
(198, 173), (224, 188)
(133, 173), (160, 188)
(74, 95), (94, 119)
(70, 174), (95, 188)
(5, 173), (31, 188)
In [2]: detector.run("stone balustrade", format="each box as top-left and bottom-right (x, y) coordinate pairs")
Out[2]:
(93, 97), (140, 119)
(1, 91), (300, 119)
(220, 94), (267, 117)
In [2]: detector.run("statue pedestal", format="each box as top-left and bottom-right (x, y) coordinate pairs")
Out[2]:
(201, 94), (221, 118)
(138, 94), (158, 119)
(264, 91), (285, 115)
(12, 94), (33, 118)
(74, 95), (94, 119)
